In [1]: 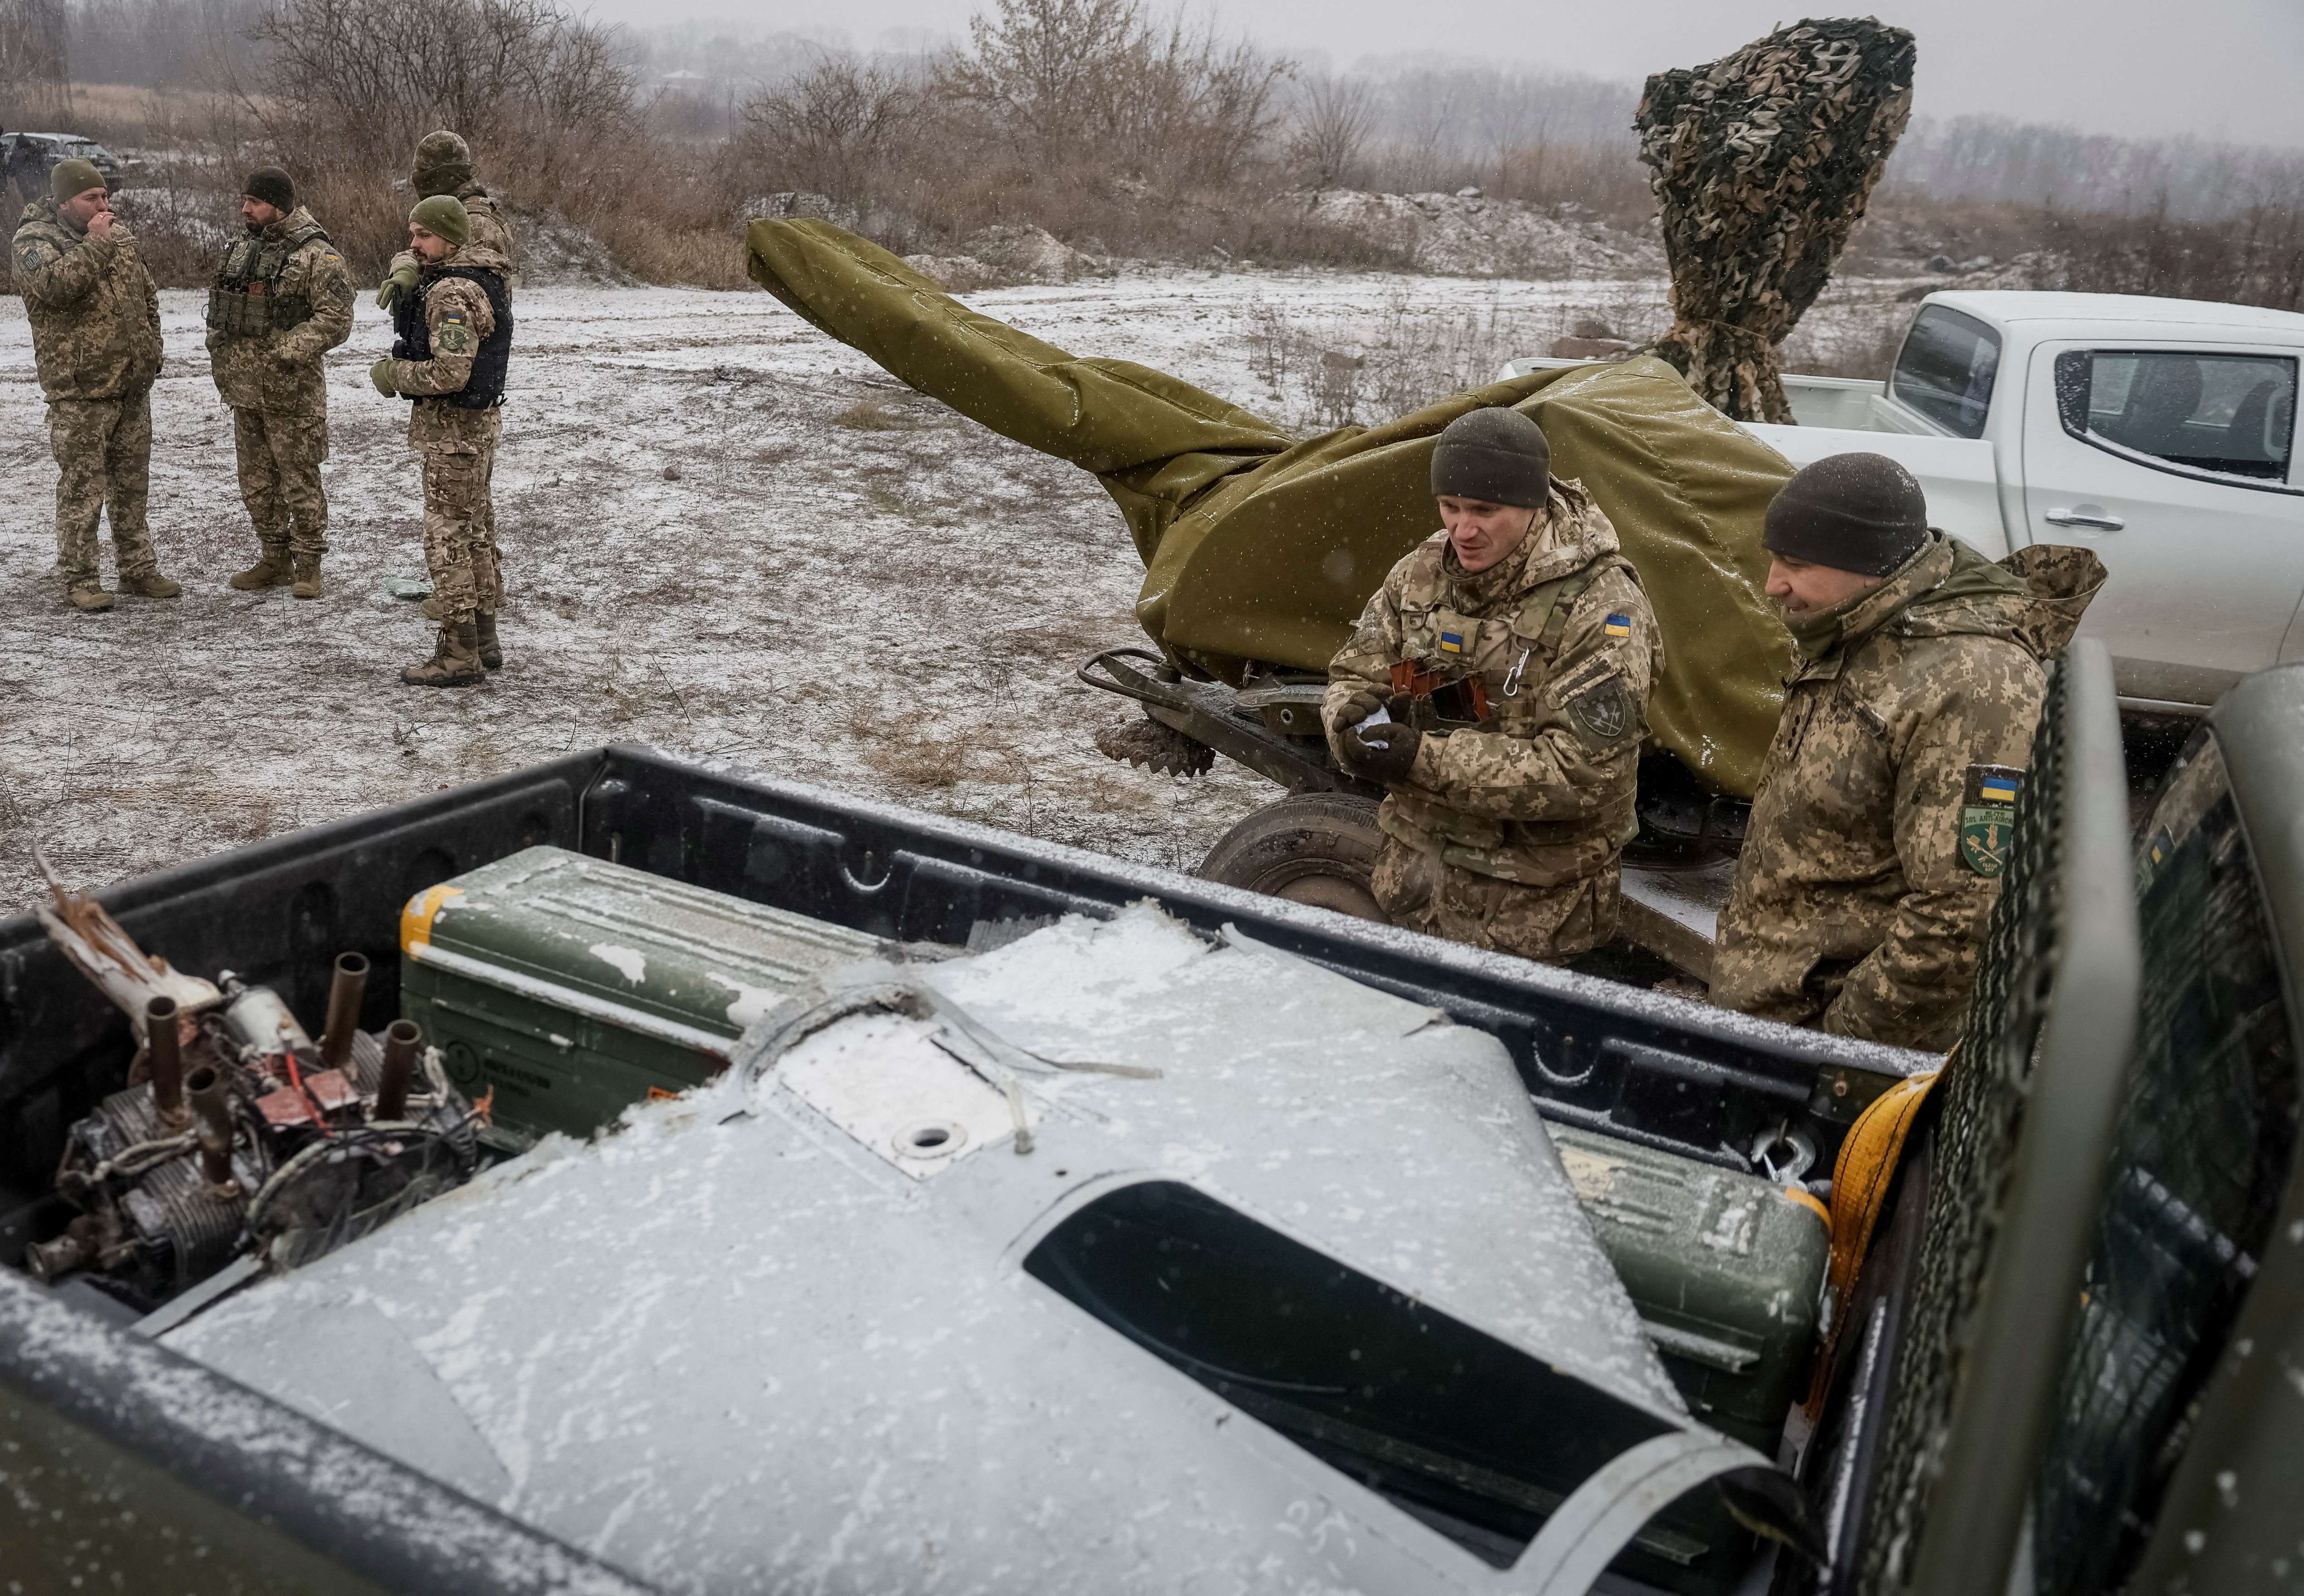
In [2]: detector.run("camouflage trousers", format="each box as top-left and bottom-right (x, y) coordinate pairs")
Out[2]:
(1372, 835), (1623, 965)
(49, 389), (158, 586)
(419, 443), (503, 625)
(232, 408), (329, 558)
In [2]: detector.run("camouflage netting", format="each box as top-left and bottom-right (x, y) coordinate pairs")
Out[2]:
(1636, 18), (1917, 424)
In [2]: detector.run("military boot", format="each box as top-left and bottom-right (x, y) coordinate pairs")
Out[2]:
(291, 556), (323, 600)
(474, 612), (502, 670)
(402, 621), (486, 688)
(118, 568), (182, 599)
(230, 548), (292, 590)
(66, 581), (114, 613)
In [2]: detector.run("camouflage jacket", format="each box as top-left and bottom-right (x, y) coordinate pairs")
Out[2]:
(1323, 479), (1664, 888)
(205, 206), (355, 416)
(11, 197), (162, 402)
(389, 182), (515, 282)
(1711, 536), (2105, 1050)
(386, 243), (508, 453)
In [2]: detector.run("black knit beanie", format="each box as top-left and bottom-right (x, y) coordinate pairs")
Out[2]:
(1430, 407), (1551, 509)
(1763, 452), (1931, 576)
(243, 167), (294, 212)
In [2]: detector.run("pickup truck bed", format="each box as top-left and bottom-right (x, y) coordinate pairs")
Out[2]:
(5, 643), (2301, 1596)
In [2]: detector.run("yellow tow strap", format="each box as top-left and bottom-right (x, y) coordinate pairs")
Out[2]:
(1802, 1064), (1943, 1419)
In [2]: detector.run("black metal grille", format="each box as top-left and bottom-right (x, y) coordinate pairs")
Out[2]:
(1851, 659), (2072, 1596)
(2031, 736), (2298, 1592)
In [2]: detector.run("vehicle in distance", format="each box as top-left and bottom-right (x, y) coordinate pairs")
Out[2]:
(1508, 291), (2304, 714)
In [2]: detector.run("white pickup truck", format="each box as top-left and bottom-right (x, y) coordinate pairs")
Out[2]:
(1510, 291), (2304, 712)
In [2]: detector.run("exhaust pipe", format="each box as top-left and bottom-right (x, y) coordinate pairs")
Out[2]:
(319, 951), (369, 1074)
(147, 994), (188, 1129)
(186, 1065), (240, 1197)
(376, 1020), (421, 1122)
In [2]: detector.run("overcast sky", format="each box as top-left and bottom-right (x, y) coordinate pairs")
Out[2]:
(580, 0), (2304, 148)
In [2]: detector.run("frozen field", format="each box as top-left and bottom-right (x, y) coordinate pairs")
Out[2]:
(0, 264), (1916, 907)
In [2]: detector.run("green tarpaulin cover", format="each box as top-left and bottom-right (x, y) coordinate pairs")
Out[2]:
(747, 219), (1798, 796)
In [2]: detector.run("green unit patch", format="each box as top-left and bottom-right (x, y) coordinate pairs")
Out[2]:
(1959, 762), (2024, 878)
(435, 317), (474, 354)
(1564, 670), (1632, 743)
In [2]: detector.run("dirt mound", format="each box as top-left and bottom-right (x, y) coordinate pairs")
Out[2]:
(1293, 190), (1660, 280)
(511, 208), (639, 288)
(905, 223), (1100, 292)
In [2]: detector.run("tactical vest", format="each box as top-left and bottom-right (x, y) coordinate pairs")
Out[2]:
(1392, 553), (1625, 734)
(391, 266), (512, 410)
(205, 220), (330, 339)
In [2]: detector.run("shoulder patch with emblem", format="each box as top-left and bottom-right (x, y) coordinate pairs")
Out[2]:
(1564, 671), (1632, 743)
(17, 241), (46, 271)
(1959, 763), (2023, 878)
(435, 314), (475, 355)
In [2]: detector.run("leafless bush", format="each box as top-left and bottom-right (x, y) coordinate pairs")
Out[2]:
(942, 0), (1288, 187)
(2036, 200), (2304, 313)
(242, 0), (637, 271)
(740, 54), (924, 202)
(1243, 288), (1578, 432)
(0, 0), (69, 114)
(1289, 74), (1374, 191)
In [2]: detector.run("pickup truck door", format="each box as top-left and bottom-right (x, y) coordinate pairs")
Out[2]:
(2020, 340), (2304, 707)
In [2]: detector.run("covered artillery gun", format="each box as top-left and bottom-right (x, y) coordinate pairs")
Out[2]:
(746, 220), (1798, 974)
(740, 20), (1925, 977)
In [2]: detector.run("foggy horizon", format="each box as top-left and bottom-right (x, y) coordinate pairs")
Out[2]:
(576, 0), (2304, 151)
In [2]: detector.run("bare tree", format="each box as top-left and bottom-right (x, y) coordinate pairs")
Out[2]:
(1289, 74), (1373, 190)
(741, 53), (923, 201)
(943, 0), (1286, 185)
(0, 0), (70, 119)
(248, 0), (635, 182)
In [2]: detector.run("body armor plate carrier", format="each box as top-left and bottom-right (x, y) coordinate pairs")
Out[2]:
(391, 266), (512, 410)
(206, 220), (331, 339)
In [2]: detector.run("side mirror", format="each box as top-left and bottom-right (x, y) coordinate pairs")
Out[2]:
(2053, 349), (2092, 438)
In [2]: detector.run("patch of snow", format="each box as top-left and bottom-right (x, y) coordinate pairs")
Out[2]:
(1293, 188), (1663, 279)
(587, 943), (646, 984)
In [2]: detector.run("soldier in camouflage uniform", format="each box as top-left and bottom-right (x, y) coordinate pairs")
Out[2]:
(12, 156), (176, 613)
(1323, 408), (1663, 965)
(207, 167), (354, 598)
(375, 131), (514, 310)
(1711, 453), (2103, 1051)
(370, 195), (512, 687)
(377, 131), (514, 632)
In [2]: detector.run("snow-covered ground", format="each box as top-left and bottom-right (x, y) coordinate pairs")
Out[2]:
(0, 266), (1915, 908)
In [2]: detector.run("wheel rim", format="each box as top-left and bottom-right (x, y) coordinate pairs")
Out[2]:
(1268, 869), (1383, 921)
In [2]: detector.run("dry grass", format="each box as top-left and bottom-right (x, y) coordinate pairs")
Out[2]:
(833, 397), (927, 432)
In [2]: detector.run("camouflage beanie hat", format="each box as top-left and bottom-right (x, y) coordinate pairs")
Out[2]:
(1430, 406), (1551, 509)
(1764, 451), (1930, 576)
(49, 157), (105, 203)
(409, 194), (470, 248)
(412, 129), (472, 196)
(243, 166), (294, 212)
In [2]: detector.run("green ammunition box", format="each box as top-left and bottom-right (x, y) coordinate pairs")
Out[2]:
(399, 847), (881, 1143)
(1552, 1125), (1830, 1453)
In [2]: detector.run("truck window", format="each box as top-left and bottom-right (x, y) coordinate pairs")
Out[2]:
(2053, 349), (2296, 484)
(1891, 305), (2002, 437)
(2030, 730), (2299, 1591)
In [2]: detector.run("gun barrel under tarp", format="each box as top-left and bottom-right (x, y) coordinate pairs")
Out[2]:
(746, 219), (1797, 796)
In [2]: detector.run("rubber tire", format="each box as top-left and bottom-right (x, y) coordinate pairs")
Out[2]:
(1198, 793), (1386, 921)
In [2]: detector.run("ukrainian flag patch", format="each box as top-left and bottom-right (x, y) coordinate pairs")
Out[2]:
(1959, 764), (2025, 879)
(1603, 613), (1632, 639)
(1439, 630), (1465, 655)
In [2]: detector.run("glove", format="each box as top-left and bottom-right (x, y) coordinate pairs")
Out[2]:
(1330, 688), (1384, 733)
(374, 263), (419, 311)
(369, 358), (399, 397)
(1338, 720), (1422, 786)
